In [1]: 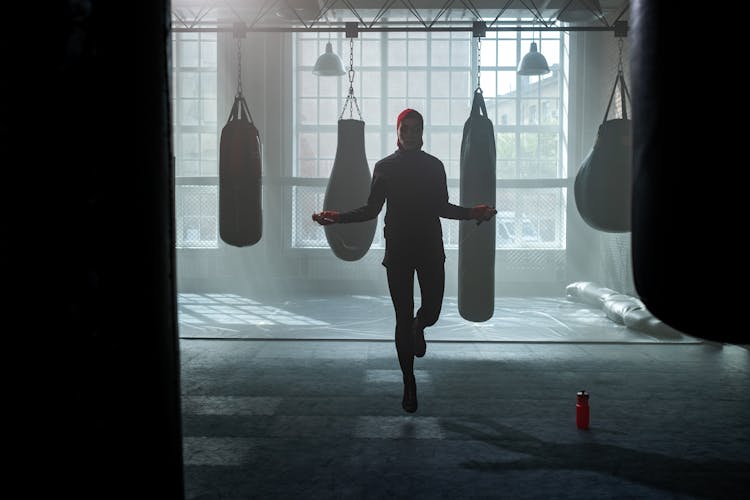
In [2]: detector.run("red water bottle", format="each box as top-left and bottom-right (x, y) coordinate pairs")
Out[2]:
(576, 390), (590, 430)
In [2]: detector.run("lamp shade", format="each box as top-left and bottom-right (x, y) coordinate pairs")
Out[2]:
(313, 42), (346, 76)
(517, 42), (550, 76)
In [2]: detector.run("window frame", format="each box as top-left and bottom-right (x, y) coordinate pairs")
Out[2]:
(172, 30), (220, 250)
(289, 27), (569, 252)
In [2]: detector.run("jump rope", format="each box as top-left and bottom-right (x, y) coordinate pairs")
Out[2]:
(313, 205), (496, 250)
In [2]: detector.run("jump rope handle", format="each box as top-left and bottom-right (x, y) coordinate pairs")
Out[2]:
(476, 206), (497, 226)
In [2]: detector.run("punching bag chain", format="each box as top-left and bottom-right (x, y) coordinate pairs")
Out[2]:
(235, 38), (243, 97)
(340, 37), (362, 120)
(475, 36), (482, 93)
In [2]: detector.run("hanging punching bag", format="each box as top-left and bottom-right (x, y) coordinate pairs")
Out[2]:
(219, 94), (262, 247)
(323, 119), (377, 261)
(574, 70), (632, 232)
(458, 90), (496, 322)
(631, 1), (741, 343)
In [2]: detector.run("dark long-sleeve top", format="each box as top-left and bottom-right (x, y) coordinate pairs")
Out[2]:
(338, 148), (473, 267)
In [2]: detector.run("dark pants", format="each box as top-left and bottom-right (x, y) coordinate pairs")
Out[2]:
(386, 259), (445, 382)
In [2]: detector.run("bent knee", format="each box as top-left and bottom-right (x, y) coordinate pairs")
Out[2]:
(418, 311), (441, 328)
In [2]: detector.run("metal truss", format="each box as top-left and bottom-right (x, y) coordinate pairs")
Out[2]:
(171, 0), (629, 33)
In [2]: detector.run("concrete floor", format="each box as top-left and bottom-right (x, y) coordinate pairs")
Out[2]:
(179, 295), (749, 499)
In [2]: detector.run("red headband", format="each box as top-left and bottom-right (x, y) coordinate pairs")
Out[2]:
(396, 108), (424, 150)
(397, 108), (423, 129)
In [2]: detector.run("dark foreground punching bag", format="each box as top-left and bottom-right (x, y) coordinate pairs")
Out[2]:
(219, 94), (262, 247)
(323, 119), (377, 261)
(574, 70), (632, 232)
(458, 90), (496, 322)
(631, 1), (742, 343)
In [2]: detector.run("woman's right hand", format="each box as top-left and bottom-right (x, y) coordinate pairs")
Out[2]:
(312, 210), (340, 225)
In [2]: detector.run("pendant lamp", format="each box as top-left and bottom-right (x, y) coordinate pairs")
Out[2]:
(517, 40), (550, 76)
(313, 42), (346, 76)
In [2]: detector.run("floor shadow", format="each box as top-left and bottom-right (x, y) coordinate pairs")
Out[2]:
(441, 417), (747, 499)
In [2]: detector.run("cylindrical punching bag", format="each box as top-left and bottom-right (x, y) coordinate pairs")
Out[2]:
(631, 2), (741, 343)
(458, 90), (496, 322)
(323, 119), (377, 261)
(219, 94), (262, 247)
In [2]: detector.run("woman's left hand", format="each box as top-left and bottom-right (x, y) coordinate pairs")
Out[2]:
(470, 204), (497, 222)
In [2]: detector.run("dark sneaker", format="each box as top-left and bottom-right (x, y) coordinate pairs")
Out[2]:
(402, 380), (417, 413)
(413, 319), (426, 358)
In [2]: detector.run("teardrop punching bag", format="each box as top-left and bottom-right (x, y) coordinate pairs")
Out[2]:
(574, 70), (632, 232)
(458, 90), (496, 322)
(219, 94), (262, 247)
(323, 119), (377, 261)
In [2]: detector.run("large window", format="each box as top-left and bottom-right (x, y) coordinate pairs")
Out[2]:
(172, 31), (219, 249)
(169, 25), (568, 252)
(291, 26), (568, 251)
